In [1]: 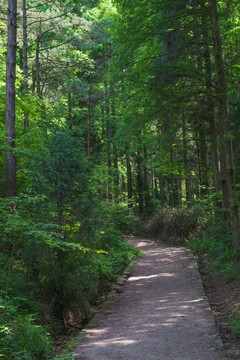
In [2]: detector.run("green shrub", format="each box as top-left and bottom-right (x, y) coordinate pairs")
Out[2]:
(0, 311), (51, 360)
(144, 207), (199, 243)
(105, 203), (137, 235)
(188, 217), (240, 278)
(230, 306), (240, 339)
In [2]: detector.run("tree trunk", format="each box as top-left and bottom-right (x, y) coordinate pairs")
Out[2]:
(35, 19), (42, 96)
(136, 150), (144, 213)
(23, 0), (29, 129)
(158, 174), (165, 207)
(87, 81), (92, 160)
(209, 0), (240, 251)
(201, 12), (221, 192)
(113, 143), (119, 195)
(177, 178), (182, 205)
(68, 93), (72, 129)
(152, 172), (158, 199)
(105, 90), (112, 200)
(173, 177), (179, 206)
(198, 113), (209, 197)
(167, 176), (174, 207)
(182, 117), (194, 204)
(5, 0), (17, 197)
(112, 106), (119, 198)
(121, 174), (126, 193)
(169, 150), (179, 206)
(126, 156), (133, 206)
(195, 130), (201, 199)
(205, 55), (220, 192)
(143, 147), (150, 211)
(106, 118), (111, 170)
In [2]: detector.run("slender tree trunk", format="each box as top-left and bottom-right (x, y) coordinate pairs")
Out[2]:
(159, 174), (165, 207)
(113, 144), (119, 194)
(182, 116), (193, 203)
(68, 93), (72, 130)
(177, 178), (182, 205)
(87, 81), (92, 160)
(195, 130), (201, 199)
(209, 0), (240, 251)
(122, 174), (126, 193)
(173, 177), (179, 206)
(169, 150), (179, 206)
(204, 54), (220, 192)
(209, 102), (221, 193)
(201, 14), (220, 192)
(152, 172), (158, 199)
(143, 147), (150, 210)
(168, 176), (174, 207)
(105, 90), (112, 200)
(126, 156), (133, 206)
(106, 119), (111, 170)
(5, 0), (17, 197)
(36, 19), (42, 96)
(112, 107), (119, 198)
(198, 114), (209, 197)
(23, 0), (29, 129)
(136, 150), (144, 213)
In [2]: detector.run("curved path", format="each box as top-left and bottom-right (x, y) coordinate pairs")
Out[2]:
(72, 237), (227, 360)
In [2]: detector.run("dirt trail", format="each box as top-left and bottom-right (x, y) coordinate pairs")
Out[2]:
(72, 237), (227, 360)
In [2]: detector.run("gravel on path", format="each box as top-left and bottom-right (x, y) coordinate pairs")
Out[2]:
(72, 237), (227, 360)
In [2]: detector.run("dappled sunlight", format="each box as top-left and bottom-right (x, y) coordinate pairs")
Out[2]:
(129, 273), (175, 281)
(156, 298), (205, 312)
(87, 328), (110, 335)
(136, 241), (151, 247)
(88, 337), (139, 347)
(185, 298), (204, 304)
(129, 275), (159, 281)
(158, 273), (175, 277)
(77, 240), (223, 360)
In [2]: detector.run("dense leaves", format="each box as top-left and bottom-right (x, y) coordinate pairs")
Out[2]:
(2, 0), (240, 357)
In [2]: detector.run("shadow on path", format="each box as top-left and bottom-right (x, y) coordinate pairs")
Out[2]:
(72, 237), (227, 360)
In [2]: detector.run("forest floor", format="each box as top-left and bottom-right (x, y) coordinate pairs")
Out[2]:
(199, 259), (240, 359)
(69, 237), (230, 360)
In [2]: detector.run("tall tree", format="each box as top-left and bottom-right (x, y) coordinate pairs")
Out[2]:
(22, 0), (29, 129)
(5, 0), (17, 197)
(208, 0), (240, 251)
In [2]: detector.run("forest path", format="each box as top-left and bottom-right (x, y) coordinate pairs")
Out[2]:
(72, 237), (227, 360)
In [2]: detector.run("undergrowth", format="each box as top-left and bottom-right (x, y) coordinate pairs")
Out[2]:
(188, 218), (240, 279)
(143, 206), (199, 244)
(186, 196), (240, 340)
(0, 198), (138, 360)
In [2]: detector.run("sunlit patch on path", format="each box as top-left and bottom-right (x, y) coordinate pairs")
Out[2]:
(72, 237), (227, 360)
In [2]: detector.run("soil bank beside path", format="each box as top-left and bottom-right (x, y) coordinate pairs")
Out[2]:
(72, 237), (227, 360)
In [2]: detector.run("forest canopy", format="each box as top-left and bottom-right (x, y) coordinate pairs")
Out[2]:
(1, 0), (240, 358)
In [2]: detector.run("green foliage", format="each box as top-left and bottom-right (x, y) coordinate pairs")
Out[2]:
(188, 211), (240, 279)
(0, 191), (138, 356)
(0, 116), (138, 355)
(230, 306), (240, 339)
(0, 306), (51, 360)
(2, 0), (240, 356)
(105, 203), (137, 235)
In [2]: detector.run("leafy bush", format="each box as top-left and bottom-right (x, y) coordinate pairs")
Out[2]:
(0, 124), (140, 357)
(188, 216), (240, 278)
(105, 203), (137, 235)
(230, 306), (240, 339)
(0, 309), (51, 360)
(144, 207), (199, 243)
